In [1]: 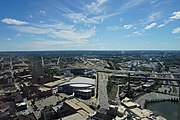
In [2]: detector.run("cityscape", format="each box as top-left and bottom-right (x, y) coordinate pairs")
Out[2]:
(0, 0), (180, 120)
(0, 51), (179, 120)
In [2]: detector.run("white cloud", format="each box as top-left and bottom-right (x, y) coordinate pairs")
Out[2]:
(107, 24), (133, 31)
(157, 24), (165, 28)
(16, 34), (21, 37)
(86, 2), (102, 14)
(172, 27), (180, 34)
(40, 10), (46, 14)
(9, 22), (95, 43)
(150, 0), (158, 4)
(1, 18), (28, 25)
(106, 26), (120, 31)
(126, 31), (141, 37)
(64, 0), (146, 25)
(120, 0), (144, 12)
(145, 23), (156, 30)
(6, 38), (11, 41)
(96, 0), (108, 5)
(60, 0), (149, 27)
(132, 31), (141, 35)
(29, 15), (33, 18)
(65, 13), (90, 23)
(158, 11), (180, 27)
(10, 26), (53, 34)
(123, 24), (133, 29)
(34, 23), (74, 30)
(31, 40), (88, 46)
(85, 0), (108, 14)
(170, 11), (180, 20)
(147, 12), (161, 22)
(51, 28), (95, 41)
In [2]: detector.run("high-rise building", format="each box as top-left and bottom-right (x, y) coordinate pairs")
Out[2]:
(31, 62), (43, 84)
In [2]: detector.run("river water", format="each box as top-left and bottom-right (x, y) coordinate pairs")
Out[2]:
(146, 101), (178, 120)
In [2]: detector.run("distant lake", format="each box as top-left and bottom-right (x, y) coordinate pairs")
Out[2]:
(147, 101), (178, 120)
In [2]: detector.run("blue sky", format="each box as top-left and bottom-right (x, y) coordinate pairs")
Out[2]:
(0, 0), (180, 51)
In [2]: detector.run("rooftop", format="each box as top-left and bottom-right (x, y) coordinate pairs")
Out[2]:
(69, 83), (93, 88)
(65, 98), (94, 114)
(68, 76), (95, 85)
(38, 87), (51, 92)
(61, 113), (85, 120)
(44, 78), (68, 88)
(122, 101), (137, 108)
(130, 108), (152, 119)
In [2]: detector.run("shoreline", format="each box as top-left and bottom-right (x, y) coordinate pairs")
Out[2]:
(134, 92), (179, 108)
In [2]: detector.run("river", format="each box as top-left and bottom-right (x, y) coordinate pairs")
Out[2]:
(146, 101), (178, 120)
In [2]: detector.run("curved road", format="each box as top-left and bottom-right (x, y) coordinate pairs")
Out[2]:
(135, 92), (178, 108)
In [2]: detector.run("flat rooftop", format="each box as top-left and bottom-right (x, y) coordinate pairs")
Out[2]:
(65, 98), (94, 114)
(61, 112), (85, 120)
(122, 101), (137, 108)
(38, 87), (51, 92)
(53, 75), (64, 79)
(44, 78), (69, 88)
(130, 108), (153, 119)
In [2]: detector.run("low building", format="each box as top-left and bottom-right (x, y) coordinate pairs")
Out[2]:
(38, 87), (52, 97)
(17, 113), (37, 120)
(56, 98), (94, 119)
(16, 102), (27, 112)
(130, 108), (153, 119)
(41, 107), (57, 120)
(121, 97), (165, 120)
(43, 76), (69, 94)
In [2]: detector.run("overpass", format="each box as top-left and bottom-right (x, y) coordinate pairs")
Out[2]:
(109, 74), (180, 82)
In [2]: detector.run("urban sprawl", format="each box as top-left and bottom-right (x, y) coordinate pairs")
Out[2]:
(0, 51), (179, 120)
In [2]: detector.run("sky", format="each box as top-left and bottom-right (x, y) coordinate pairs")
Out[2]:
(0, 0), (180, 51)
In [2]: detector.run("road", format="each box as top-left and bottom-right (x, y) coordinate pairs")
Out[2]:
(0, 57), (3, 62)
(41, 57), (44, 67)
(17, 57), (25, 64)
(97, 72), (109, 109)
(57, 57), (60, 65)
(10, 57), (13, 70)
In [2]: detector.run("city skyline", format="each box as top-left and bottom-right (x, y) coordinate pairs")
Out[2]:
(0, 0), (180, 51)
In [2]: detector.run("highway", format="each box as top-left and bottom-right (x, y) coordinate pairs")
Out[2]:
(41, 57), (44, 67)
(57, 57), (60, 65)
(0, 57), (3, 62)
(110, 74), (180, 82)
(97, 69), (180, 76)
(97, 72), (109, 110)
(17, 57), (25, 64)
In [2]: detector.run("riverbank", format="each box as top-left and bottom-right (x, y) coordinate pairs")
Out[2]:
(134, 92), (178, 108)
